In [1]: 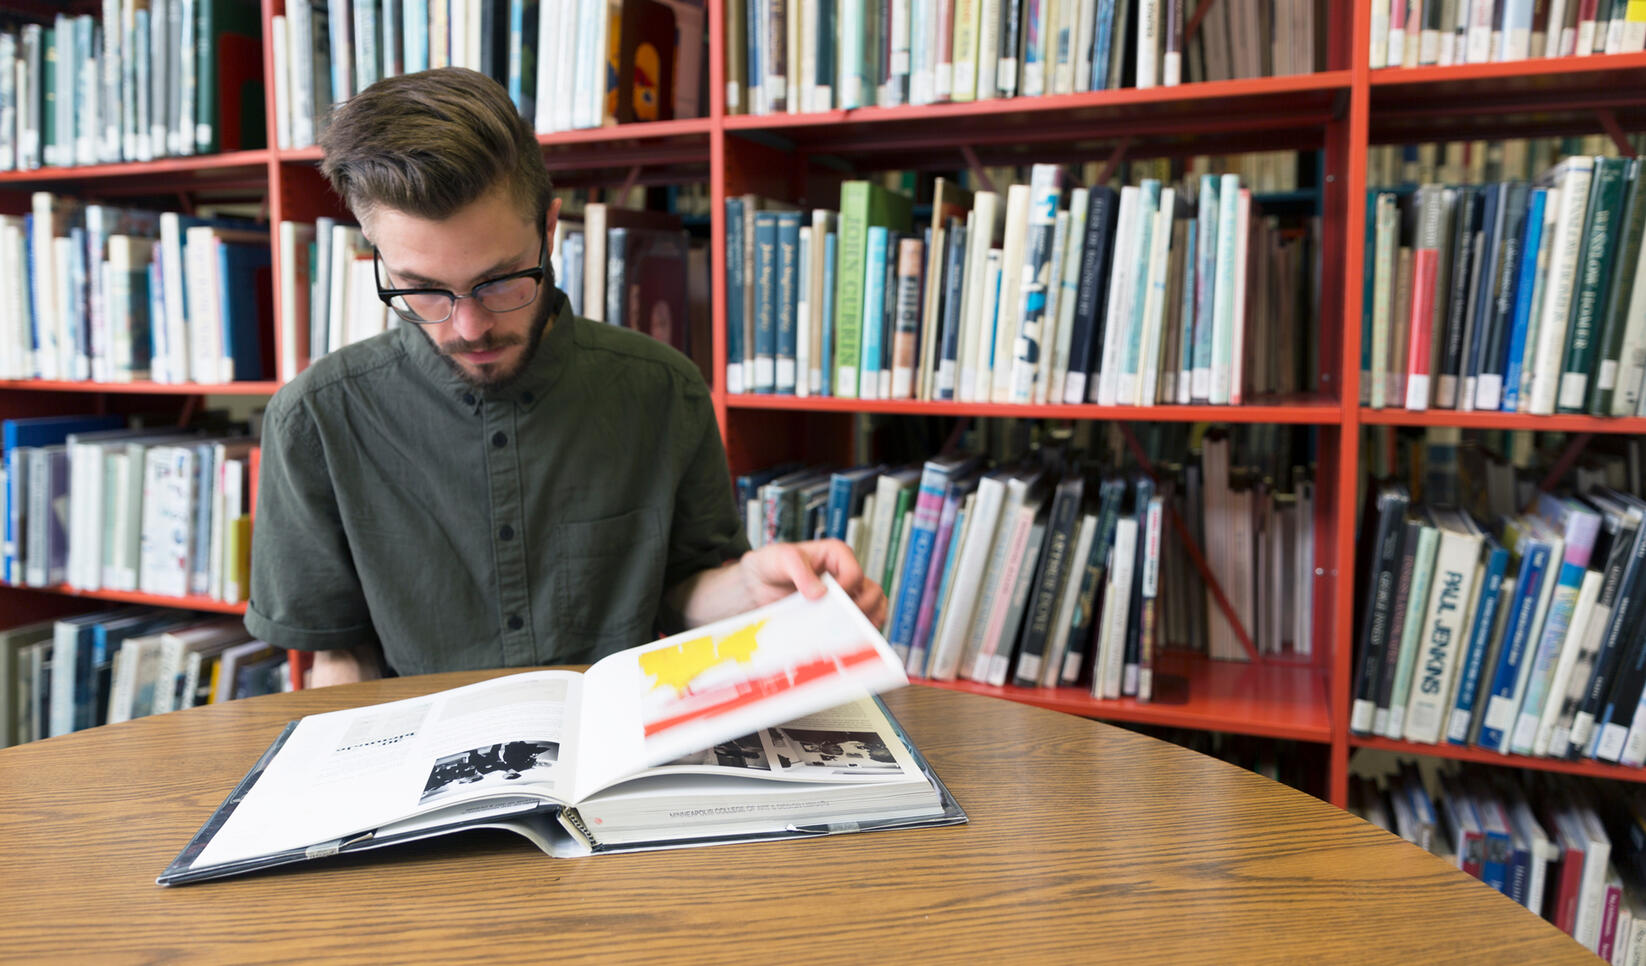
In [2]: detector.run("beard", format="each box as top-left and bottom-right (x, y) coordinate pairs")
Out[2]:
(434, 272), (557, 391)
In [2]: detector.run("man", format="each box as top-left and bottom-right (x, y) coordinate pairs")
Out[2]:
(246, 68), (884, 686)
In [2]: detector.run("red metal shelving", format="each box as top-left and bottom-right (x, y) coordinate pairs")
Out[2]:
(2, 582), (247, 616)
(1359, 407), (1646, 434)
(727, 393), (1346, 424)
(917, 652), (1333, 744)
(0, 380), (283, 396)
(0, 149), (273, 188)
(1351, 734), (1646, 785)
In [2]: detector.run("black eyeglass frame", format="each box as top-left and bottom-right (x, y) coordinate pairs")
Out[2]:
(374, 234), (549, 325)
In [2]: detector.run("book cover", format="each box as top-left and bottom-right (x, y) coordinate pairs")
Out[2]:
(834, 181), (913, 398)
(1557, 156), (1629, 412)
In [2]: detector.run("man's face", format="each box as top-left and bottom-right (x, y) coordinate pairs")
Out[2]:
(370, 188), (561, 390)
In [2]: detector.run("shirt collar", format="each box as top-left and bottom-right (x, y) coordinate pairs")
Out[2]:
(398, 286), (574, 414)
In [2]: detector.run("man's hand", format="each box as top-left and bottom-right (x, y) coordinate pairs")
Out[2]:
(309, 644), (385, 688)
(669, 539), (888, 629)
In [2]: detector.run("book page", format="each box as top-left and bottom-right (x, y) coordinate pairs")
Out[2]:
(190, 670), (583, 872)
(572, 577), (908, 801)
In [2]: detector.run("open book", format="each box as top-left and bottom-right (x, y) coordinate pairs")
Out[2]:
(159, 578), (964, 885)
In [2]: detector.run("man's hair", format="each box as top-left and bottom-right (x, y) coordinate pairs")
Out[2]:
(319, 67), (553, 230)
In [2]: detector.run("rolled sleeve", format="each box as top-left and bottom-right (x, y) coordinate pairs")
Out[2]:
(245, 394), (381, 653)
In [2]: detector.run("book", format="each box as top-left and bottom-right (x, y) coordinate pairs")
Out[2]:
(158, 580), (963, 885)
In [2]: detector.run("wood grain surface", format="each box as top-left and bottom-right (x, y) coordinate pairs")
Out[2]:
(0, 673), (1592, 965)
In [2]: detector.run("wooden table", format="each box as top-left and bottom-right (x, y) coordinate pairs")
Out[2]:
(0, 672), (1591, 964)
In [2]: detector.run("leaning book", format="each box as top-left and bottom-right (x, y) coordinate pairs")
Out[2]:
(158, 578), (964, 885)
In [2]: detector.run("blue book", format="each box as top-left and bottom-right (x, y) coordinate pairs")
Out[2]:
(725, 197), (746, 392)
(936, 219), (968, 401)
(859, 226), (889, 398)
(774, 211), (801, 394)
(1478, 537), (1554, 752)
(3, 414), (124, 582)
(506, 0), (538, 122)
(820, 230), (837, 396)
(752, 210), (778, 394)
(887, 454), (973, 662)
(1474, 793), (1512, 895)
(1089, 0), (1116, 90)
(825, 465), (883, 541)
(1118, 180), (1160, 397)
(67, 225), (88, 379)
(1462, 184), (1504, 394)
(49, 612), (111, 738)
(87, 610), (185, 730)
(1192, 176), (1222, 399)
(23, 212), (39, 371)
(1501, 187), (1548, 412)
(914, 483), (974, 675)
(1446, 538), (1510, 745)
(219, 242), (273, 381)
(404, 0), (429, 72)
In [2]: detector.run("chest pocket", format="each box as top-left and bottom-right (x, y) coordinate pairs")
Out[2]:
(550, 508), (665, 643)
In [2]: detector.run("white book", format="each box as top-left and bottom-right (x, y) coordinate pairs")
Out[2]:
(1574, 804), (1614, 953)
(184, 225), (224, 385)
(991, 184), (1031, 403)
(1528, 157), (1595, 416)
(1073, 0), (1097, 92)
(958, 471), (1035, 678)
(1096, 517), (1138, 701)
(30, 193), (61, 380)
(107, 632), (165, 724)
(1401, 515), (1484, 744)
(1095, 186), (1142, 406)
(137, 444), (196, 598)
(1387, 1), (1406, 68)
(808, 210), (834, 393)
(152, 619), (251, 715)
(976, 0), (1001, 100)
(1135, 0), (1160, 88)
(795, 226), (812, 398)
(1371, 0), (1390, 68)
(1008, 167), (1062, 404)
(1135, 187), (1176, 406)
(973, 250), (1004, 403)
(864, 470), (919, 594)
(1627, 8), (1646, 52)
(1466, 0), (1495, 61)
(278, 222), (315, 383)
(0, 218), (27, 378)
(272, 16), (292, 150)
(1034, 209), (1070, 404)
(1228, 189), (1251, 405)
(956, 192), (998, 402)
(1208, 174), (1242, 405)
(929, 477), (1006, 680)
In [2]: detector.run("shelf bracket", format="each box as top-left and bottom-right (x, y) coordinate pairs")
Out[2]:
(1114, 423), (1263, 664)
(1524, 432), (1595, 514)
(958, 145), (995, 193)
(177, 395), (201, 428)
(1186, 0), (1220, 38)
(618, 165), (643, 198)
(1093, 138), (1134, 187)
(1598, 110), (1639, 159)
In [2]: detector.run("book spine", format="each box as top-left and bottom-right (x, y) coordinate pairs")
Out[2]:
(889, 464), (951, 661)
(1384, 524), (1439, 739)
(1404, 530), (1482, 743)
(1445, 548), (1510, 743)
(1528, 158), (1595, 415)
(891, 236), (925, 398)
(1589, 161), (1645, 415)
(1557, 158), (1627, 412)
(1511, 555), (1593, 754)
(1064, 186), (1117, 404)
(1479, 541), (1552, 751)
(937, 221), (970, 399)
(752, 212), (777, 393)
(1501, 188), (1549, 413)
(776, 212), (801, 394)
(859, 225), (889, 399)
(1009, 165), (1062, 403)
(834, 183), (869, 397)
(1477, 184), (1530, 411)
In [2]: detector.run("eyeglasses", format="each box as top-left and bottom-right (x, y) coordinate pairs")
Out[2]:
(375, 236), (548, 325)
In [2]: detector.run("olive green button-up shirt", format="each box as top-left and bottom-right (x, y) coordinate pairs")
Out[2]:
(244, 289), (749, 674)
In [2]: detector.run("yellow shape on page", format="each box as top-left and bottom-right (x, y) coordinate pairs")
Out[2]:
(639, 619), (768, 695)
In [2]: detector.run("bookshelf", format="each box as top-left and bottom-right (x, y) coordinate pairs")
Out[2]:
(1, 1), (1644, 809)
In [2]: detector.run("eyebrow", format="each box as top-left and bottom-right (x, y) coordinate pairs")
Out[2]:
(385, 244), (536, 290)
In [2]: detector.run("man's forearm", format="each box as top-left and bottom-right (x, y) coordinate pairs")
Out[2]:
(664, 559), (748, 629)
(309, 644), (385, 688)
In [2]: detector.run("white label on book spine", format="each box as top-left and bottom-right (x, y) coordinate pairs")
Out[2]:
(1510, 713), (1541, 754)
(754, 358), (775, 389)
(1351, 699), (1374, 735)
(777, 360), (796, 390)
(1387, 707), (1406, 739)
(1372, 708), (1390, 735)
(1622, 726), (1646, 768)
(1445, 710), (1471, 744)
(1017, 654), (1041, 683)
(988, 653), (1010, 684)
(1474, 374), (1502, 412)
(1483, 694), (1516, 734)
(1597, 359), (1619, 392)
(1557, 373), (1588, 411)
(727, 363), (744, 395)
(1570, 712), (1595, 752)
(1597, 722), (1628, 762)
(1405, 374), (1431, 411)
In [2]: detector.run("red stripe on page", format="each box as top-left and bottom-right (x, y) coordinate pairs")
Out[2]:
(642, 646), (884, 738)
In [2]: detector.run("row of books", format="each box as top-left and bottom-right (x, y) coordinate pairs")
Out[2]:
(276, 218), (391, 384)
(0, 3), (265, 172)
(557, 203), (699, 356)
(0, 611), (278, 746)
(1362, 156), (1646, 417)
(2, 415), (257, 605)
(726, 167), (1316, 406)
(728, 0), (1326, 115)
(0, 193), (272, 385)
(1352, 764), (1646, 959)
(271, 0), (706, 149)
(1369, 0), (1646, 69)
(739, 431), (1315, 696)
(1366, 135), (1646, 195)
(1350, 481), (1646, 769)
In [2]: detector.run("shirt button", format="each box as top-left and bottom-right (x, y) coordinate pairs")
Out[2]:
(492, 431), (508, 447)
(499, 524), (514, 541)
(507, 615), (524, 631)
(462, 393), (476, 406)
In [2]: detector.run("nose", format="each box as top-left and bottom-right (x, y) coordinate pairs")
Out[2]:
(449, 296), (495, 343)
